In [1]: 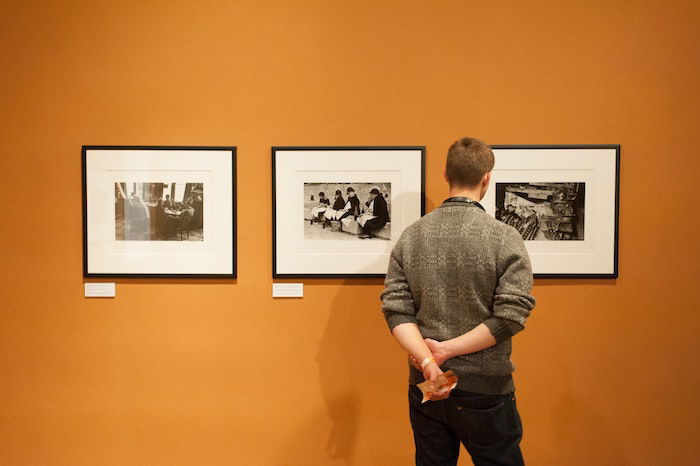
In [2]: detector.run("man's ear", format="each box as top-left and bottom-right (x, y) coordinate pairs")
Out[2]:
(444, 170), (450, 184)
(479, 171), (492, 200)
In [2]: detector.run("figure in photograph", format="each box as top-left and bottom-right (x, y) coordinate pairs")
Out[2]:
(500, 204), (521, 227)
(309, 192), (331, 225)
(322, 188), (352, 224)
(517, 207), (540, 241)
(153, 198), (167, 239)
(192, 193), (204, 229)
(341, 186), (361, 220)
(332, 189), (345, 210)
(381, 137), (535, 465)
(126, 193), (150, 240)
(177, 198), (195, 240)
(357, 187), (389, 239)
(319, 189), (347, 227)
(323, 186), (361, 223)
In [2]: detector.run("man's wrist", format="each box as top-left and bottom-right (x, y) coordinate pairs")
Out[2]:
(441, 340), (456, 359)
(420, 356), (436, 370)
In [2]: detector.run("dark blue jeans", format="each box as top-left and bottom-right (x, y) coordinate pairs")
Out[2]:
(408, 385), (524, 466)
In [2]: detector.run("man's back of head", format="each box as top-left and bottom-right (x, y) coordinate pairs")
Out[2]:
(445, 137), (495, 190)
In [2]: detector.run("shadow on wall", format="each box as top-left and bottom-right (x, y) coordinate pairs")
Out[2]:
(314, 277), (387, 462)
(275, 193), (431, 463)
(310, 195), (437, 461)
(271, 275), (397, 464)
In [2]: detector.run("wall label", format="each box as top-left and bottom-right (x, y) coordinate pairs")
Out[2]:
(84, 283), (116, 298)
(272, 283), (303, 298)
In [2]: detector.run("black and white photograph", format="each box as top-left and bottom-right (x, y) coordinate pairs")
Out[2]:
(495, 182), (585, 241)
(115, 182), (204, 241)
(304, 182), (391, 241)
(273, 146), (424, 277)
(483, 145), (619, 278)
(83, 146), (236, 278)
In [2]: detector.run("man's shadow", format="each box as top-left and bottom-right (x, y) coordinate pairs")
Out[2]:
(275, 193), (437, 463)
(315, 277), (386, 460)
(313, 193), (438, 461)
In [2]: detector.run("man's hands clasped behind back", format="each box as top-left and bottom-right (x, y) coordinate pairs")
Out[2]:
(411, 338), (454, 401)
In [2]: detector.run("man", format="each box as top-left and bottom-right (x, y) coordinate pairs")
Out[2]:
(358, 187), (389, 239)
(381, 137), (535, 466)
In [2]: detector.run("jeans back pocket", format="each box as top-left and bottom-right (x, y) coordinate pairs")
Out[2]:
(452, 394), (510, 449)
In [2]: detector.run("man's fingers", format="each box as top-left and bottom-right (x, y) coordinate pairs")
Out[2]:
(428, 387), (453, 401)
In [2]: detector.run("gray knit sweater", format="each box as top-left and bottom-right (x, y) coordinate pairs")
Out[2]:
(381, 198), (536, 395)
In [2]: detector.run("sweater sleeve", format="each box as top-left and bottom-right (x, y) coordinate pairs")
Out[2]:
(380, 242), (418, 331)
(483, 227), (536, 343)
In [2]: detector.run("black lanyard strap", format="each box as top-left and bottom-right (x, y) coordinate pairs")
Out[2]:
(441, 197), (486, 211)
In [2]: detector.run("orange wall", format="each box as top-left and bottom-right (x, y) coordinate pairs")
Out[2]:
(1, 1), (698, 464)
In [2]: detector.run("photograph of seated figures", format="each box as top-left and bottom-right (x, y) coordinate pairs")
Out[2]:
(114, 182), (204, 241)
(303, 182), (391, 240)
(495, 182), (585, 241)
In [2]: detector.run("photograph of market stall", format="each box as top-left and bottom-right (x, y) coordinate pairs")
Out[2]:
(495, 182), (585, 241)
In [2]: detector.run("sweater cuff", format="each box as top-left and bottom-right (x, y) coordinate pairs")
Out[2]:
(385, 314), (418, 332)
(483, 317), (523, 344)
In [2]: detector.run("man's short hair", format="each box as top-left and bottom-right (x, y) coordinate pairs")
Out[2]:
(445, 137), (495, 188)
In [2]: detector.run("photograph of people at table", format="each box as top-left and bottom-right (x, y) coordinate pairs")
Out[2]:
(114, 182), (204, 241)
(303, 182), (391, 241)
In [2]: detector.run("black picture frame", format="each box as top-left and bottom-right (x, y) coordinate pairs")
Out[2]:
(82, 145), (237, 278)
(272, 146), (426, 278)
(488, 144), (620, 278)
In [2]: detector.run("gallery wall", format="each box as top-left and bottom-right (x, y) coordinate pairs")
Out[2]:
(1, 1), (698, 464)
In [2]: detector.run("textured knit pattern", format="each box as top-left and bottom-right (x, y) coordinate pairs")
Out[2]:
(381, 199), (536, 395)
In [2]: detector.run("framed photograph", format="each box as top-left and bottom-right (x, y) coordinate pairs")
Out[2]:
(82, 146), (236, 278)
(482, 145), (620, 278)
(273, 146), (425, 278)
